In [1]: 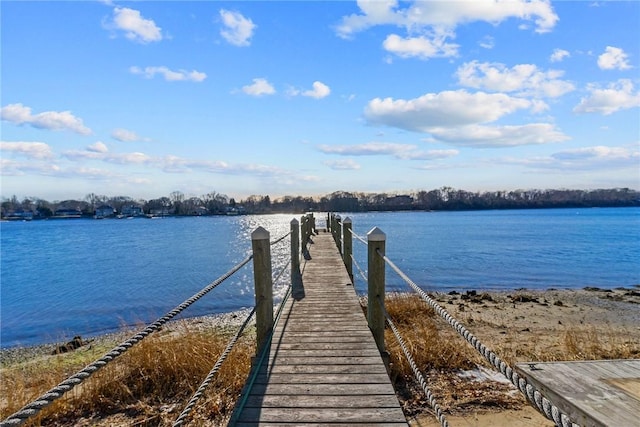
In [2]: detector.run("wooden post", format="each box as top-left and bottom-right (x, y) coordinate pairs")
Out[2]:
(291, 218), (299, 276)
(336, 216), (342, 253)
(300, 215), (307, 247)
(252, 226), (273, 355)
(367, 227), (386, 354)
(342, 217), (353, 282)
(332, 213), (337, 236)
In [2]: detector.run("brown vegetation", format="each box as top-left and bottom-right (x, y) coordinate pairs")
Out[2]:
(2, 288), (639, 426)
(1, 324), (254, 426)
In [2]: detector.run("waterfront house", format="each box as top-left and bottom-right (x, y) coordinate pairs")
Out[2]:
(3, 209), (34, 220)
(191, 206), (209, 216)
(94, 205), (116, 219)
(121, 205), (144, 217)
(54, 208), (83, 218)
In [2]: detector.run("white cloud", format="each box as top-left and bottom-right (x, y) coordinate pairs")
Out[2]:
(1, 158), (61, 176)
(318, 142), (419, 157)
(220, 9), (256, 46)
(0, 141), (54, 159)
(382, 32), (459, 59)
(507, 145), (640, 171)
(455, 61), (575, 98)
(478, 36), (495, 50)
(1, 103), (92, 135)
(573, 79), (640, 115)
(337, 0), (558, 36)
(303, 81), (331, 99)
(552, 145), (634, 161)
(129, 66), (206, 82)
(63, 145), (151, 165)
(427, 123), (570, 147)
(364, 89), (571, 148)
(88, 141), (109, 153)
(419, 149), (460, 160)
(550, 48), (570, 62)
(598, 46), (632, 70)
(112, 128), (138, 142)
(63, 149), (108, 161)
(324, 159), (361, 170)
(242, 78), (276, 96)
(365, 90), (534, 131)
(61, 144), (296, 180)
(317, 142), (459, 160)
(110, 7), (163, 43)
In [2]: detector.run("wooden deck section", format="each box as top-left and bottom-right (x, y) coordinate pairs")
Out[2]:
(231, 230), (407, 426)
(515, 359), (640, 427)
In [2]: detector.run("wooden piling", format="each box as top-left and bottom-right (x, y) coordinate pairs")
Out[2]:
(342, 217), (353, 282)
(367, 227), (386, 354)
(251, 226), (273, 356)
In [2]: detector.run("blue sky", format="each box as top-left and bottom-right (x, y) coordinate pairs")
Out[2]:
(1, 0), (639, 201)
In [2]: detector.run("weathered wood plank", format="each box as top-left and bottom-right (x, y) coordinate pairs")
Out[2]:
(242, 394), (403, 408)
(235, 423), (407, 427)
(235, 407), (407, 424)
(516, 359), (640, 427)
(231, 231), (407, 426)
(265, 348), (382, 358)
(263, 356), (386, 366)
(245, 382), (398, 396)
(270, 341), (380, 351)
(252, 373), (394, 384)
(256, 363), (389, 375)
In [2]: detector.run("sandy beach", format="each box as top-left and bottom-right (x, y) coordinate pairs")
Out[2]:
(408, 286), (640, 426)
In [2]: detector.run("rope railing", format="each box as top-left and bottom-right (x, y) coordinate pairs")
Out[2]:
(377, 296), (449, 427)
(377, 249), (580, 427)
(350, 253), (368, 283)
(172, 252), (292, 426)
(1, 254), (254, 427)
(346, 227), (367, 245)
(270, 231), (291, 246)
(172, 306), (256, 427)
(2, 230), (292, 427)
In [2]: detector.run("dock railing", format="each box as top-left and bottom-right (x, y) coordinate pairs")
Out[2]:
(325, 212), (582, 427)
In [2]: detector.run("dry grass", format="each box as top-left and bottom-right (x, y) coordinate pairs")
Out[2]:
(1, 324), (255, 426)
(377, 292), (640, 417)
(3, 291), (638, 425)
(563, 326), (639, 361)
(383, 293), (479, 375)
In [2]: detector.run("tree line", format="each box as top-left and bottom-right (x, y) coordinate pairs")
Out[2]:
(1, 187), (638, 219)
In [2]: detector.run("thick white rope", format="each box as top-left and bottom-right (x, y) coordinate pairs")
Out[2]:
(378, 297), (449, 427)
(379, 250), (580, 427)
(172, 307), (256, 427)
(1, 254), (254, 427)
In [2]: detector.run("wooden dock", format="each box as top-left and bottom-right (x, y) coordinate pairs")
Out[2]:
(515, 359), (640, 427)
(230, 230), (408, 426)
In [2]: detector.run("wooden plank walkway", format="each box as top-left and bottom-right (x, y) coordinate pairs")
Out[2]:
(515, 359), (640, 427)
(231, 230), (408, 426)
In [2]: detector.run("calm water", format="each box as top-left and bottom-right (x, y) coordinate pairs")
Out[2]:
(1, 208), (639, 348)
